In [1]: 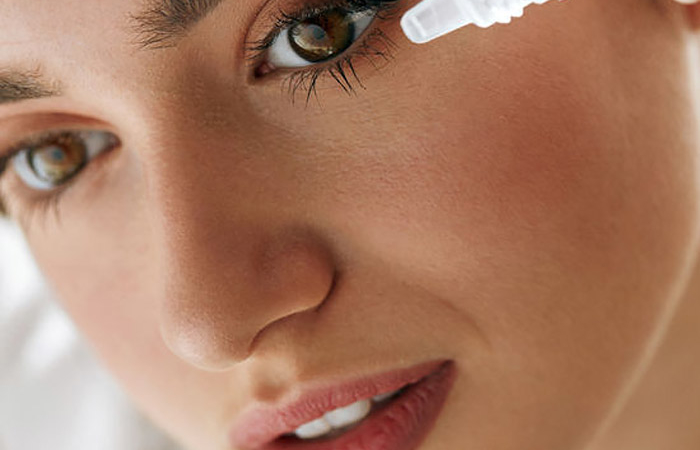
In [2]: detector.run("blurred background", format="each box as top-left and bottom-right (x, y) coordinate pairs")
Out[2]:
(0, 218), (181, 450)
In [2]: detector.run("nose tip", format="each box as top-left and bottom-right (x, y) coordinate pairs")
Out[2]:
(158, 229), (337, 371)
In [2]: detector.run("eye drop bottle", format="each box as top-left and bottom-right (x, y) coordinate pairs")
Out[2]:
(401, 0), (563, 44)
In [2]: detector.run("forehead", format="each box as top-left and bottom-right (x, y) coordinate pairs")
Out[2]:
(0, 0), (135, 56)
(0, 0), (257, 67)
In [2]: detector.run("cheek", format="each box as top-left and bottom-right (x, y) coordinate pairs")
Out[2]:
(296, 95), (699, 450)
(20, 151), (171, 406)
(319, 0), (700, 356)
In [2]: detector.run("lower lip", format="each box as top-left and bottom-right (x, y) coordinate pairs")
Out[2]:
(258, 361), (457, 450)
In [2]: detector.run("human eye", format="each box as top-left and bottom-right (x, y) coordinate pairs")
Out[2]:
(246, 0), (401, 104)
(0, 129), (120, 221)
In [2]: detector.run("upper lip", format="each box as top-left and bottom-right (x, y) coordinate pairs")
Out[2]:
(228, 359), (448, 449)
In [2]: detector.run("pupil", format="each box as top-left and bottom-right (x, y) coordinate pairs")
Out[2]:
(50, 147), (65, 162)
(311, 25), (327, 41)
(289, 9), (355, 63)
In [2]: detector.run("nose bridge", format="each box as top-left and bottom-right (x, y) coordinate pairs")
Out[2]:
(142, 130), (336, 371)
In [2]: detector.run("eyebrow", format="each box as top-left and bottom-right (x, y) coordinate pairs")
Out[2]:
(0, 66), (63, 106)
(129, 0), (227, 50)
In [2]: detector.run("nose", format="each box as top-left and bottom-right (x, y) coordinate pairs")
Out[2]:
(143, 133), (336, 371)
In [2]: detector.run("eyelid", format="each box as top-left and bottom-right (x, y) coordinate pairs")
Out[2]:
(0, 113), (114, 160)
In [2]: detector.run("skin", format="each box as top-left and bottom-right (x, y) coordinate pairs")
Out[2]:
(1, 0), (700, 449)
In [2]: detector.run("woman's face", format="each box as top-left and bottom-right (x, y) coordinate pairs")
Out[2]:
(1, 0), (699, 449)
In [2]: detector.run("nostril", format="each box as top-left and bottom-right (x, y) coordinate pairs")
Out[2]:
(247, 267), (338, 348)
(246, 268), (338, 358)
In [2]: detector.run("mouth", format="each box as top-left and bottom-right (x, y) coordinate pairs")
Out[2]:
(229, 360), (457, 450)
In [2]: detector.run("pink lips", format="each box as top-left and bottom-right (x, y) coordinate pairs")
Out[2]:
(229, 359), (455, 450)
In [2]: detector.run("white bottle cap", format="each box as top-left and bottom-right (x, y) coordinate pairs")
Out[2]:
(401, 0), (551, 44)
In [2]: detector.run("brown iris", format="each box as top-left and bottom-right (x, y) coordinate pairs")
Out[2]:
(28, 133), (87, 186)
(288, 9), (355, 62)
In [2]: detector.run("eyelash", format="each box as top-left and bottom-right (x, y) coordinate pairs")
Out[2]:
(246, 0), (401, 105)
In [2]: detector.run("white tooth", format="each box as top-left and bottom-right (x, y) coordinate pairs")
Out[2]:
(372, 389), (400, 403)
(294, 417), (332, 439)
(323, 399), (372, 428)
